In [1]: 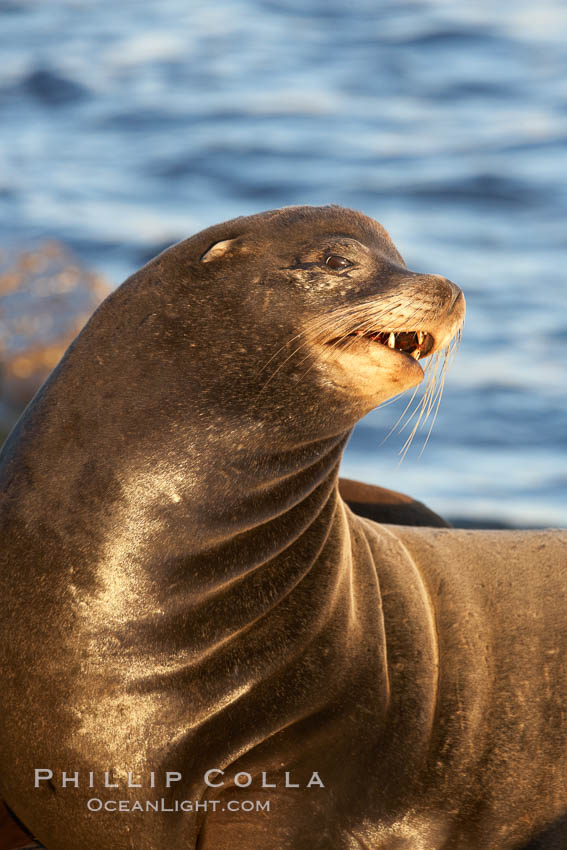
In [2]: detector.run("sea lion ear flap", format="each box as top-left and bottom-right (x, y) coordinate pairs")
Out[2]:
(200, 238), (240, 263)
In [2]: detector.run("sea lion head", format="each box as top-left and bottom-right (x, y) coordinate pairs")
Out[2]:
(21, 206), (463, 465)
(143, 204), (465, 436)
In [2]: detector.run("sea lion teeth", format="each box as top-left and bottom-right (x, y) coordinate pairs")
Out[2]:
(388, 332), (396, 348)
(411, 349), (421, 360)
(417, 331), (425, 344)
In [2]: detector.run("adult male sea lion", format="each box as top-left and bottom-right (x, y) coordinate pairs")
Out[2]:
(0, 205), (566, 850)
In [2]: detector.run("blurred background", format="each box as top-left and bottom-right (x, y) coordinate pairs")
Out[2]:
(0, 0), (565, 527)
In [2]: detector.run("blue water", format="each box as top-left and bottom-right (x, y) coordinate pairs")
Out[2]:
(1, 0), (566, 526)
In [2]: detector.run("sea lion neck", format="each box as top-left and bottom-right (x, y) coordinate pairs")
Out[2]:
(0, 269), (354, 570)
(176, 430), (350, 558)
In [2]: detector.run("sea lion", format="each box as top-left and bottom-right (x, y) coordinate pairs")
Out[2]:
(0, 205), (565, 850)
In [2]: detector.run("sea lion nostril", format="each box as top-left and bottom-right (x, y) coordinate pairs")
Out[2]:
(447, 285), (464, 313)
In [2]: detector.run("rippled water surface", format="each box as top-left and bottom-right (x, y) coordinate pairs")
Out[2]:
(1, 0), (566, 525)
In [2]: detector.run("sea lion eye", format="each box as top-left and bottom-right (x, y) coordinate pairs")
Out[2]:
(325, 255), (352, 271)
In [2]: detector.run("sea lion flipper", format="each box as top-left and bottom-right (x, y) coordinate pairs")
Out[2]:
(0, 801), (43, 850)
(338, 476), (450, 528)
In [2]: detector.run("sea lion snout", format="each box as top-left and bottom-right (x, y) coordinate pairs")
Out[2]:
(424, 273), (462, 308)
(446, 279), (464, 311)
(424, 275), (466, 353)
(394, 270), (465, 354)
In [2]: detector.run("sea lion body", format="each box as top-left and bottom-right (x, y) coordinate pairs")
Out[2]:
(0, 206), (566, 849)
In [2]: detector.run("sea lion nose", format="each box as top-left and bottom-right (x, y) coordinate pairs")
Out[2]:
(448, 286), (465, 314)
(425, 274), (462, 306)
(419, 274), (465, 318)
(388, 265), (462, 307)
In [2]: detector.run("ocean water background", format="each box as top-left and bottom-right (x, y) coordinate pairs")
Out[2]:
(0, 0), (565, 527)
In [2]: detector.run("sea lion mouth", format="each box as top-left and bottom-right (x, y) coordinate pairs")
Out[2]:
(327, 329), (434, 361)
